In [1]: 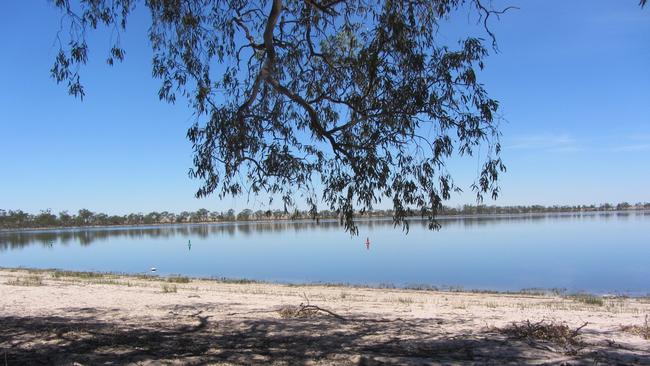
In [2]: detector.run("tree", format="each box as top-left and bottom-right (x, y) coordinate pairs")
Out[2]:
(616, 202), (631, 211)
(50, 1), (644, 233)
(177, 211), (191, 223)
(195, 208), (210, 222)
(144, 211), (161, 224)
(77, 209), (94, 225)
(209, 210), (222, 222)
(58, 210), (73, 226)
(237, 209), (253, 221)
(35, 210), (58, 227)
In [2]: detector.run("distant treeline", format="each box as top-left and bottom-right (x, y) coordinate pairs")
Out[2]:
(4, 213), (644, 250)
(1, 202), (649, 230)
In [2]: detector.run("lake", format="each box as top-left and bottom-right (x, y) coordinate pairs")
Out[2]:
(1, 212), (649, 295)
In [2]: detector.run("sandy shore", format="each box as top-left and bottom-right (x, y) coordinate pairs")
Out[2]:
(1, 268), (649, 365)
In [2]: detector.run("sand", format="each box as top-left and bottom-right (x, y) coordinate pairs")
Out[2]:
(1, 268), (649, 365)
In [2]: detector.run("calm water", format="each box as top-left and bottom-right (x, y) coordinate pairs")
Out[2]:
(1, 212), (649, 294)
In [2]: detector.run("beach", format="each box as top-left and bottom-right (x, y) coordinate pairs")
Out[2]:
(1, 268), (649, 365)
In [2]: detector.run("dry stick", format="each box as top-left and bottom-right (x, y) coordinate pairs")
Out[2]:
(512, 320), (589, 355)
(297, 304), (347, 321)
(571, 322), (589, 338)
(295, 303), (407, 323)
(226, 310), (278, 316)
(229, 305), (405, 323)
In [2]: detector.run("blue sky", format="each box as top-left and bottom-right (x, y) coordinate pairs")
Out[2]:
(0, 1), (648, 214)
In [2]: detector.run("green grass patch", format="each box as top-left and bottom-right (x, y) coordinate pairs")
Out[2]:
(403, 284), (439, 291)
(211, 276), (263, 284)
(89, 279), (132, 286)
(51, 270), (109, 279)
(161, 284), (177, 293)
(132, 273), (159, 280)
(166, 275), (190, 283)
(566, 293), (604, 306)
(395, 296), (414, 304)
(6, 275), (43, 286)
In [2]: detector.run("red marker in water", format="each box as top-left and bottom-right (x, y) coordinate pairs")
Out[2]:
(365, 237), (371, 250)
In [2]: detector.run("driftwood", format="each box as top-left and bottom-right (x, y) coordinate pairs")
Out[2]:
(278, 303), (348, 320)
(276, 292), (405, 323)
(500, 319), (588, 355)
(277, 293), (347, 320)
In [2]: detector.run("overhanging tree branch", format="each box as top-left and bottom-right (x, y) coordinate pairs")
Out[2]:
(47, 0), (529, 233)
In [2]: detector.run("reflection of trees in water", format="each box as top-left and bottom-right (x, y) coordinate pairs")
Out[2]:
(0, 212), (644, 250)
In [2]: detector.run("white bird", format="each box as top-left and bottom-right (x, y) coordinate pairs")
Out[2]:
(150, 267), (157, 272)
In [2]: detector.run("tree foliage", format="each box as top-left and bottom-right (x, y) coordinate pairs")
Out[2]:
(49, 0), (522, 233)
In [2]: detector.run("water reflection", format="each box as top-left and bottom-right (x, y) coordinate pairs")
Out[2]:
(1, 211), (649, 294)
(0, 211), (644, 250)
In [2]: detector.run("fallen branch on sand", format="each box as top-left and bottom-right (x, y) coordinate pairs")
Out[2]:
(499, 319), (588, 355)
(621, 314), (650, 340)
(276, 292), (406, 322)
(278, 303), (348, 320)
(277, 293), (348, 320)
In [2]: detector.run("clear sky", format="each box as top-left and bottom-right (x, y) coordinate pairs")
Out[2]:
(1, 1), (648, 215)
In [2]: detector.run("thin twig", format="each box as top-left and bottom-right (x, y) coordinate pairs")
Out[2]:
(298, 304), (347, 320)
(571, 322), (589, 338)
